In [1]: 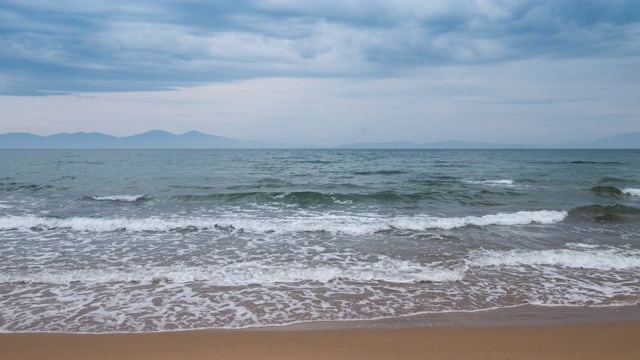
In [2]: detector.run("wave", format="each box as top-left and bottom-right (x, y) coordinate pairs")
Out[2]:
(408, 179), (453, 186)
(171, 187), (529, 205)
(168, 185), (217, 190)
(600, 177), (636, 184)
(86, 195), (146, 202)
(590, 187), (640, 197)
(590, 186), (624, 197)
(387, 210), (566, 230)
(479, 190), (526, 197)
(568, 161), (623, 165)
(172, 191), (435, 204)
(0, 210), (567, 234)
(568, 204), (640, 222)
(536, 161), (624, 166)
(0, 257), (466, 285)
(622, 188), (640, 196)
(464, 179), (514, 186)
(295, 160), (338, 164)
(470, 248), (640, 270)
(0, 182), (52, 192)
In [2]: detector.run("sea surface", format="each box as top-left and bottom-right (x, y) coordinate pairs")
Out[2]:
(0, 149), (639, 333)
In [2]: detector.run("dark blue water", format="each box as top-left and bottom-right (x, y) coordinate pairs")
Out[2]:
(1, 149), (639, 332)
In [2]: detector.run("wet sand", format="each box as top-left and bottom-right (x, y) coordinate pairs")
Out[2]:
(2, 306), (639, 359)
(2, 321), (639, 360)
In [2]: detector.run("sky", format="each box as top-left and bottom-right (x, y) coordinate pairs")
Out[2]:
(1, 0), (639, 146)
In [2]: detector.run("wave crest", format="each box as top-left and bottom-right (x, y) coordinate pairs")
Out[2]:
(0, 210), (567, 234)
(622, 188), (640, 196)
(470, 248), (640, 270)
(88, 195), (146, 202)
(569, 204), (640, 222)
(464, 179), (514, 186)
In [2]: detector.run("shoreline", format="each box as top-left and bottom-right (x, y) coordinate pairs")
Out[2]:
(2, 306), (639, 359)
(274, 304), (640, 331)
(3, 304), (638, 334)
(0, 303), (640, 334)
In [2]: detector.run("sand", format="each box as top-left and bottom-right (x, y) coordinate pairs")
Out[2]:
(2, 322), (639, 360)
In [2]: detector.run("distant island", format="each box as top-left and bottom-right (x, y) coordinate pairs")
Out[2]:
(0, 130), (639, 149)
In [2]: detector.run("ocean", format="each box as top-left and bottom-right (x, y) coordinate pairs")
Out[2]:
(0, 149), (639, 333)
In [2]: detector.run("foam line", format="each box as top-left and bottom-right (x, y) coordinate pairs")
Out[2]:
(0, 210), (567, 234)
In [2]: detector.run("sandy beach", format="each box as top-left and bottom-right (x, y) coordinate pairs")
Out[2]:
(1, 321), (639, 360)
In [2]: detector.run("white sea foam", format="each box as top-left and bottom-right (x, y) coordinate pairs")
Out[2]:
(1, 244), (637, 333)
(566, 243), (601, 249)
(0, 210), (567, 234)
(0, 215), (192, 232)
(465, 179), (514, 186)
(0, 257), (466, 285)
(470, 248), (640, 270)
(389, 210), (566, 231)
(91, 195), (145, 202)
(622, 188), (640, 196)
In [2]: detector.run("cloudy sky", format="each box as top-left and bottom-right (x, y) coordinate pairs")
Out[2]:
(1, 0), (639, 146)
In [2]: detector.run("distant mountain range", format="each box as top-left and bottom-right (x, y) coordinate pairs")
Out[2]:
(0, 130), (282, 149)
(0, 130), (639, 149)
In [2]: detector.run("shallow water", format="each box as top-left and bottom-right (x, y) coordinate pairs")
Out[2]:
(0, 149), (639, 332)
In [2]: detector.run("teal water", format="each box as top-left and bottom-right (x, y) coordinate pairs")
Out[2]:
(0, 149), (639, 332)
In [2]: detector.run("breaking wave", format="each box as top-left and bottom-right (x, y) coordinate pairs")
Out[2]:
(86, 195), (146, 202)
(0, 210), (567, 234)
(590, 187), (640, 197)
(470, 248), (640, 270)
(464, 179), (514, 186)
(622, 188), (640, 196)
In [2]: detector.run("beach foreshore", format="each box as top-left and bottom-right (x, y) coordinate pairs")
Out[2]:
(2, 307), (639, 360)
(2, 322), (639, 360)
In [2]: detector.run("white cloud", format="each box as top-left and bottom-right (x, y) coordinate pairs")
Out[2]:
(1, 55), (637, 145)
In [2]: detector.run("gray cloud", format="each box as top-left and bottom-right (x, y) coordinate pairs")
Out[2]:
(0, 0), (639, 95)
